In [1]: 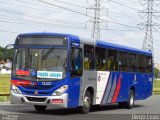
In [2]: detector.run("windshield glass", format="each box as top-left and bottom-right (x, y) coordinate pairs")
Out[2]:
(13, 48), (68, 81)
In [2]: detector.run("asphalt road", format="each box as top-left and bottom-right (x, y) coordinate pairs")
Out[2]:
(0, 95), (160, 120)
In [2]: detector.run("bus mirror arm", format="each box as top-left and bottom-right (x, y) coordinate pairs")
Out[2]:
(4, 44), (14, 61)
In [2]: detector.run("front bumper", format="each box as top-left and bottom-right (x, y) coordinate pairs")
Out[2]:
(10, 91), (68, 108)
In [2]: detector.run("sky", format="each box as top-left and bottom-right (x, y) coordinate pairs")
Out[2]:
(0, 0), (160, 63)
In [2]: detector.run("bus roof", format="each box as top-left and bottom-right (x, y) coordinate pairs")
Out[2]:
(18, 32), (77, 38)
(97, 40), (152, 56)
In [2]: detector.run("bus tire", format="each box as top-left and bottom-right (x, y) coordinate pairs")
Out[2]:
(125, 89), (135, 109)
(79, 91), (92, 114)
(34, 105), (47, 112)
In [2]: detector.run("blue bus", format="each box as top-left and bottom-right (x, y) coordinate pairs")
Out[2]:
(11, 33), (153, 114)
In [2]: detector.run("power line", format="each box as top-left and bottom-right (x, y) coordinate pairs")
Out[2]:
(103, 28), (142, 31)
(15, 0), (62, 10)
(0, 13), (140, 32)
(109, 30), (160, 55)
(0, 1), (58, 13)
(0, 7), (139, 31)
(51, 0), (87, 8)
(0, 11), (88, 29)
(37, 0), (88, 16)
(108, 0), (140, 11)
(107, 3), (141, 23)
(108, 20), (138, 29)
(0, 8), (84, 26)
(0, 18), (87, 30)
(0, 13), (84, 27)
(108, 30), (143, 48)
(36, 0), (139, 29)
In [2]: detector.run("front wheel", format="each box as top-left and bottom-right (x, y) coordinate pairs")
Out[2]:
(34, 105), (47, 112)
(79, 91), (92, 114)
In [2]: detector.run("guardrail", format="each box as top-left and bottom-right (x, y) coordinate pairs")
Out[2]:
(0, 94), (10, 99)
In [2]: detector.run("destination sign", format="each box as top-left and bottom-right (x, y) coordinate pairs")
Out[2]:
(37, 71), (63, 79)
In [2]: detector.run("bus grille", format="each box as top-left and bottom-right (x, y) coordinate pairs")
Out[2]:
(23, 85), (54, 90)
(24, 91), (50, 95)
(26, 97), (46, 102)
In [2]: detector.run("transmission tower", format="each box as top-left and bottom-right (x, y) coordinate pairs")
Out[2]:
(86, 0), (108, 40)
(138, 0), (160, 52)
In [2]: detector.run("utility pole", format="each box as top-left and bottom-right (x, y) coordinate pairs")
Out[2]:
(138, 0), (160, 54)
(86, 0), (107, 40)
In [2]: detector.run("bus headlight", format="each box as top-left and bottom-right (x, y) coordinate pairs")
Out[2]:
(11, 84), (22, 94)
(52, 85), (68, 96)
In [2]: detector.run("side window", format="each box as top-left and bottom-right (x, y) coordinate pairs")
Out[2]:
(119, 51), (128, 71)
(95, 47), (106, 71)
(70, 48), (83, 76)
(84, 45), (94, 70)
(137, 55), (141, 72)
(107, 49), (118, 71)
(141, 55), (146, 73)
(137, 55), (145, 73)
(146, 56), (152, 73)
(129, 53), (137, 72)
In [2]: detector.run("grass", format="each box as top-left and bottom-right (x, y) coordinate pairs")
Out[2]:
(153, 80), (160, 95)
(0, 74), (10, 101)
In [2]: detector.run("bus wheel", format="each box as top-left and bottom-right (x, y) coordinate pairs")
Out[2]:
(126, 89), (135, 109)
(34, 105), (47, 112)
(79, 91), (92, 114)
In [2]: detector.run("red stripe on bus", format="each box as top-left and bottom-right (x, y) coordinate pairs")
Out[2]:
(112, 74), (122, 103)
(11, 80), (31, 86)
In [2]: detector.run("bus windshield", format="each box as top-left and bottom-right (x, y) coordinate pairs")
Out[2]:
(13, 48), (68, 81)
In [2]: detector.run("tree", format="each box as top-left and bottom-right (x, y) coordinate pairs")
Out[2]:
(0, 47), (5, 60)
(5, 48), (13, 61)
(0, 46), (13, 61)
(0, 52), (4, 60)
(154, 68), (160, 78)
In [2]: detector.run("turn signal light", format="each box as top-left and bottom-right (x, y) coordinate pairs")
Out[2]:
(52, 99), (63, 104)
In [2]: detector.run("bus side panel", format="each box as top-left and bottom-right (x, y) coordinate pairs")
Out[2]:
(101, 72), (129, 104)
(116, 72), (129, 102)
(144, 73), (153, 99)
(134, 73), (153, 100)
(134, 73), (145, 100)
(99, 71), (115, 105)
(105, 72), (119, 104)
(127, 73), (153, 101)
(128, 73), (137, 100)
(67, 77), (81, 108)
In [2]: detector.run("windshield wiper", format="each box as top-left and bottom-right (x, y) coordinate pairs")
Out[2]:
(25, 48), (32, 68)
(41, 47), (55, 61)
